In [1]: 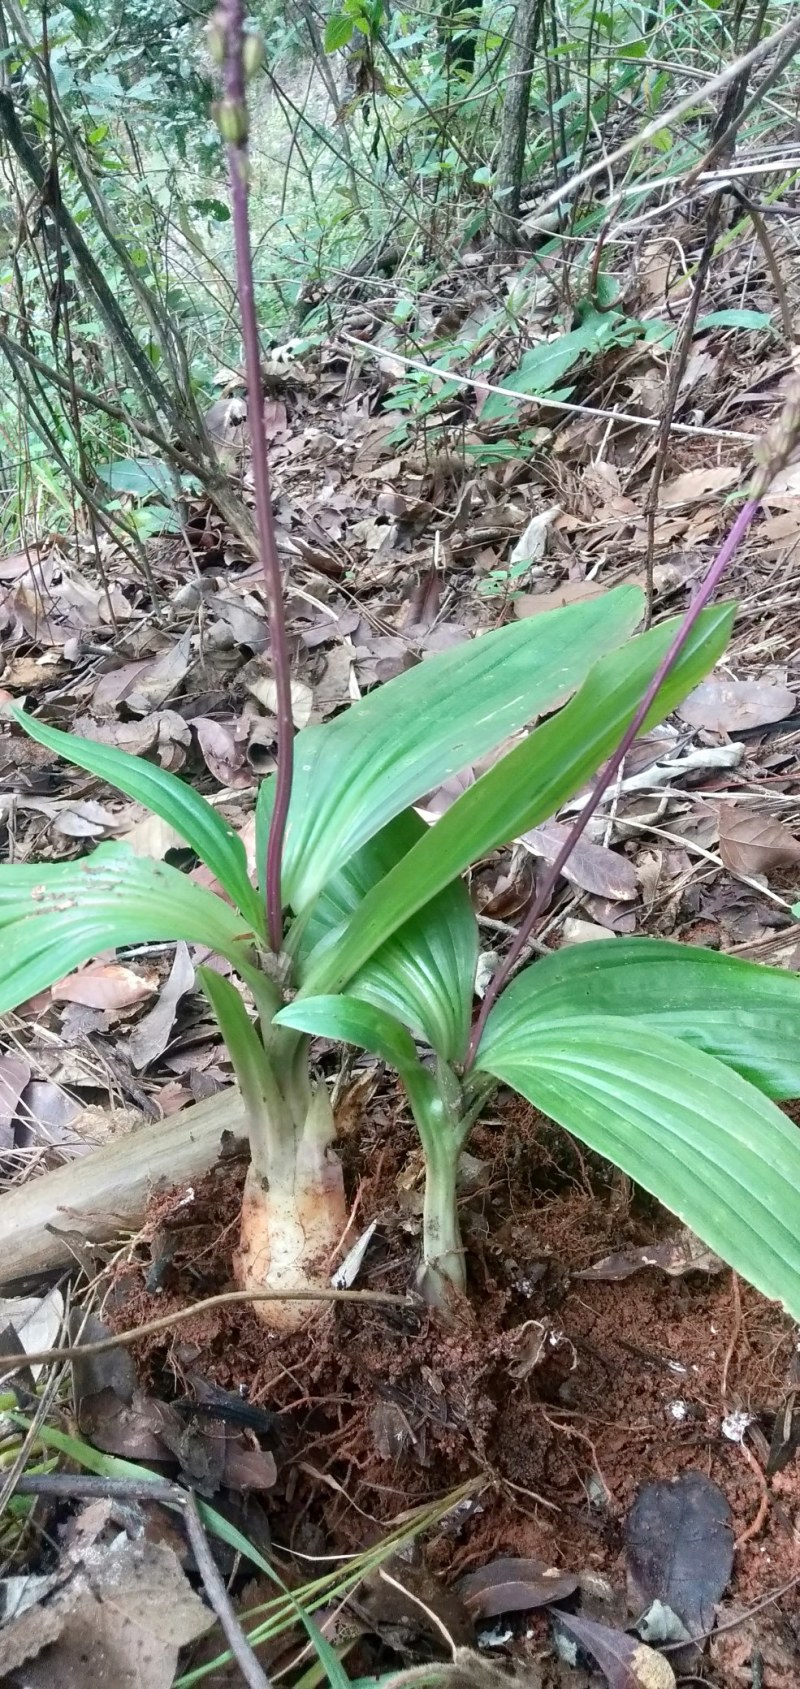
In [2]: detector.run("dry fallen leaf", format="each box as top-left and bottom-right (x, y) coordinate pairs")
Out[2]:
(0, 1053), (31, 1147)
(507, 504), (561, 566)
(51, 962), (157, 1011)
(562, 916), (618, 944)
(125, 628), (193, 715)
(193, 716), (253, 788)
(578, 1228), (724, 1281)
(514, 578), (607, 618)
(520, 820), (638, 901)
(556, 1611), (676, 1688)
(717, 802), (800, 877)
(243, 661), (314, 728)
(626, 1471), (733, 1639)
(658, 465), (738, 507)
(678, 679), (796, 733)
(128, 942), (195, 1070)
(457, 1556), (577, 1618)
(0, 1537), (212, 1688)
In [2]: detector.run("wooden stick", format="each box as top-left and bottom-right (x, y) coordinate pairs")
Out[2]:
(0, 1087), (249, 1286)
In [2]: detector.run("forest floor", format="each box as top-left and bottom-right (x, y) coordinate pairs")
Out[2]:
(1, 210), (800, 1687)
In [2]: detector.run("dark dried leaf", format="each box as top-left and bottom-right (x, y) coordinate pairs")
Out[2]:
(458, 1556), (578, 1618)
(717, 803), (800, 877)
(128, 942), (195, 1070)
(625, 1471), (733, 1637)
(125, 629), (193, 714)
(193, 716), (253, 788)
(578, 1229), (724, 1282)
(521, 819), (638, 900)
(555, 1611), (675, 1688)
(678, 679), (795, 733)
(0, 1053), (31, 1147)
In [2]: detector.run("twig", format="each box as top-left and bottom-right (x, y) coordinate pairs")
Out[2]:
(13, 1473), (183, 1501)
(342, 336), (757, 443)
(0, 1285), (415, 1372)
(641, 211), (722, 627)
(214, 2), (294, 952)
(184, 1489), (271, 1689)
(638, 1), (767, 628)
(733, 191), (795, 345)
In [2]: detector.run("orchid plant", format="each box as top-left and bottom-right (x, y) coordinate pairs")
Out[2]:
(2, 2), (799, 1331)
(4, 575), (800, 1327)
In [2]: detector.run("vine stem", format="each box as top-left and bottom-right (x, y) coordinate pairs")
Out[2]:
(466, 497), (760, 1069)
(218, 0), (294, 952)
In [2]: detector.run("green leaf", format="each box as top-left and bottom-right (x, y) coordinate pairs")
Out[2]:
(276, 585), (644, 913)
(480, 938), (800, 1099)
(696, 308), (774, 334)
(480, 319), (612, 421)
(197, 966), (279, 1124)
(96, 456), (173, 496)
(306, 603), (734, 996)
(277, 994), (419, 1073)
(275, 994), (442, 1128)
(324, 11), (354, 49)
(0, 844), (260, 1013)
(295, 811), (477, 1062)
(474, 1013), (800, 1319)
(8, 707), (264, 935)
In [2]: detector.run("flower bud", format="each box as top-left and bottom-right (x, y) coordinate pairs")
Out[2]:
(243, 31), (265, 80)
(216, 98), (249, 145)
(205, 21), (225, 65)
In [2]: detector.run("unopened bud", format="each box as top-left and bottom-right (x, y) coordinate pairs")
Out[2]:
(206, 21), (225, 65)
(750, 374), (800, 500)
(216, 98), (249, 145)
(243, 31), (265, 80)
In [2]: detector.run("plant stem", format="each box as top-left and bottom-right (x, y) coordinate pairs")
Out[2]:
(217, 1), (294, 953)
(421, 1131), (466, 1300)
(467, 497), (760, 1067)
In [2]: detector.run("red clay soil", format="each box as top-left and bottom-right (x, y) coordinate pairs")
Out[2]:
(111, 1088), (800, 1685)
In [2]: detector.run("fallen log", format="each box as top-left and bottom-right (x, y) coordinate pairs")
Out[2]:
(0, 1088), (249, 1287)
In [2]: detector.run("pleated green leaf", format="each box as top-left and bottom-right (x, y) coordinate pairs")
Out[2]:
(276, 994), (419, 1074)
(0, 844), (261, 1012)
(275, 993), (442, 1128)
(304, 603), (734, 997)
(8, 706), (264, 936)
(475, 1012), (800, 1319)
(294, 810), (477, 1063)
(480, 937), (800, 1099)
(269, 585), (644, 912)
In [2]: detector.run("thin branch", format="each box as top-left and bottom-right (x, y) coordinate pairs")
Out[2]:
(733, 191), (795, 346)
(641, 0), (767, 624)
(13, 1473), (184, 1501)
(342, 335), (758, 443)
(0, 1285), (415, 1371)
(184, 1490), (272, 1689)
